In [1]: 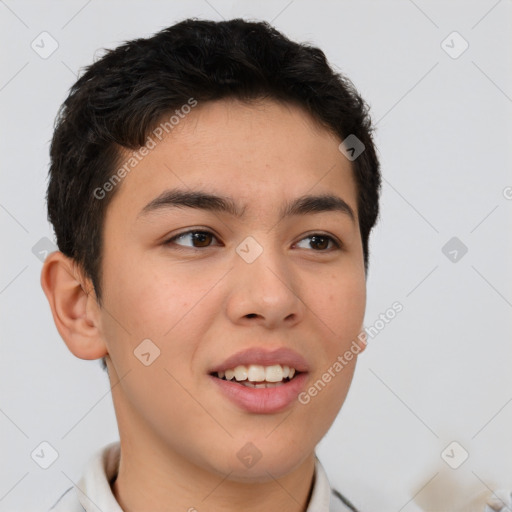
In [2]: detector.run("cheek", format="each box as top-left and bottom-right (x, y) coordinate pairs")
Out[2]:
(314, 271), (366, 341)
(293, 271), (364, 422)
(103, 255), (200, 336)
(100, 255), (224, 381)
(99, 259), (209, 430)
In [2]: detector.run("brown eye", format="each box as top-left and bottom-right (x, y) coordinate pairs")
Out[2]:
(190, 231), (213, 247)
(165, 230), (218, 248)
(295, 234), (340, 251)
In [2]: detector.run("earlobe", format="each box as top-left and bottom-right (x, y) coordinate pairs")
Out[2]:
(40, 251), (108, 360)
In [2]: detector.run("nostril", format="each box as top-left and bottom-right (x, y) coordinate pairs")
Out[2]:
(246, 313), (258, 319)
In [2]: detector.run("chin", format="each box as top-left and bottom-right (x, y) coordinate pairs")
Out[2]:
(208, 444), (315, 483)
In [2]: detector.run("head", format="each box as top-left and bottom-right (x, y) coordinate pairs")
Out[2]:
(41, 18), (380, 481)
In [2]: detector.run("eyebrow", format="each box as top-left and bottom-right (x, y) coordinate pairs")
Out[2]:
(137, 189), (355, 223)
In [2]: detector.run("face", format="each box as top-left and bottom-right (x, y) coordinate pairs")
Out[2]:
(98, 98), (366, 481)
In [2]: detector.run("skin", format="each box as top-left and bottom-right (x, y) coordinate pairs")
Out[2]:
(41, 98), (367, 512)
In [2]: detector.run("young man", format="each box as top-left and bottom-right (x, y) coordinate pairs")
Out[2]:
(41, 18), (381, 512)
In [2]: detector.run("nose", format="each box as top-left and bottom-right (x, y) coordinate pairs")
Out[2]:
(225, 241), (306, 329)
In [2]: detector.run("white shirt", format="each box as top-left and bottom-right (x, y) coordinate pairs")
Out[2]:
(48, 442), (358, 512)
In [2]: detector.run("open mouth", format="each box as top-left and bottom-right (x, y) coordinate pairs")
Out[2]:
(209, 362), (309, 413)
(209, 364), (302, 389)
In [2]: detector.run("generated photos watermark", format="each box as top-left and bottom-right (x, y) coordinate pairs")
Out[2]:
(298, 301), (403, 405)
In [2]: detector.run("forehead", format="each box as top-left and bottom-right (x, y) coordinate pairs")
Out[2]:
(106, 98), (357, 223)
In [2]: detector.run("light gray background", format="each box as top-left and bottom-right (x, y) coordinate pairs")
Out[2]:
(1, 1), (511, 511)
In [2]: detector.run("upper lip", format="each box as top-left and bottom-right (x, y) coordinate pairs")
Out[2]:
(209, 347), (309, 374)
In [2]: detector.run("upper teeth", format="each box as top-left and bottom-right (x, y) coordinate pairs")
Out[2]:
(217, 364), (296, 382)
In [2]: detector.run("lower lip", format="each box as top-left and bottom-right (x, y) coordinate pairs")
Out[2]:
(209, 373), (308, 414)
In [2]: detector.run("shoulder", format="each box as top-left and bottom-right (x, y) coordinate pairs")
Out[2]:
(48, 487), (85, 512)
(47, 441), (121, 512)
(330, 488), (360, 512)
(311, 455), (361, 512)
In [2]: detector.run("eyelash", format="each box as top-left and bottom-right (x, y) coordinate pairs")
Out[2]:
(163, 229), (342, 252)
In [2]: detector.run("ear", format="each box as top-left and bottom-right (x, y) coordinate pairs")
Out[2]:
(40, 251), (108, 360)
